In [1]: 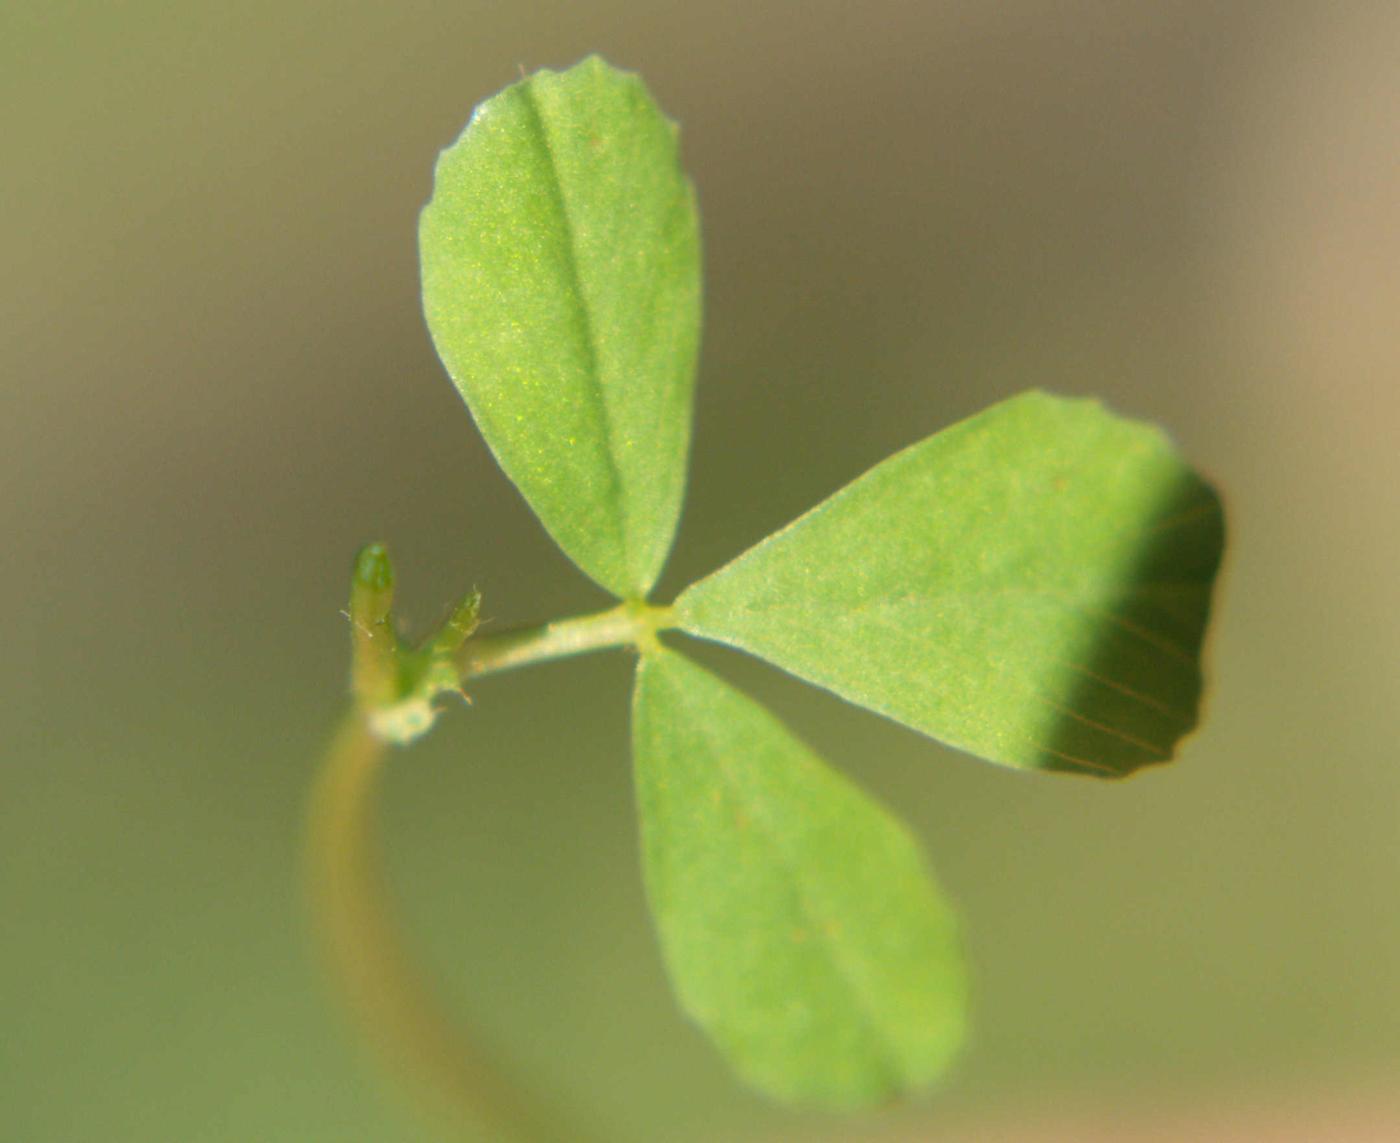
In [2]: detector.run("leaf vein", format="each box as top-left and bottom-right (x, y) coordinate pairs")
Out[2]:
(1030, 694), (1170, 758)
(667, 668), (906, 1091)
(518, 81), (632, 582)
(1055, 660), (1193, 724)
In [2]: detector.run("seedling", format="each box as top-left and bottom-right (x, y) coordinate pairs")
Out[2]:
(310, 56), (1225, 1140)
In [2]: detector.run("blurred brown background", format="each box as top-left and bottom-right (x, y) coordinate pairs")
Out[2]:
(4, 3), (1397, 1140)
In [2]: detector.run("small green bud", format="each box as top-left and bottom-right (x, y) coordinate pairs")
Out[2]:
(352, 542), (395, 604)
(429, 588), (482, 658)
(344, 545), (482, 743)
(349, 542), (400, 711)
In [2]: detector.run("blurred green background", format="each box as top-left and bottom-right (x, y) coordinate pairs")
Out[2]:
(5, 3), (1398, 1140)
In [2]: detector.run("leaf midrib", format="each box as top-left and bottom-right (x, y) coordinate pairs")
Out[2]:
(518, 79), (633, 591)
(659, 655), (906, 1093)
(677, 582), (1201, 772)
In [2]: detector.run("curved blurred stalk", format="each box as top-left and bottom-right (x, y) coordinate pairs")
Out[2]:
(305, 712), (603, 1143)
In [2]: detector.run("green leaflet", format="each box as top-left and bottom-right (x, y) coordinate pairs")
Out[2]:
(632, 648), (966, 1107)
(676, 391), (1225, 777)
(420, 57), (701, 599)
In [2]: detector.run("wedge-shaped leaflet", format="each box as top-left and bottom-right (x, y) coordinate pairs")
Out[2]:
(632, 649), (965, 1107)
(420, 57), (701, 598)
(677, 391), (1225, 777)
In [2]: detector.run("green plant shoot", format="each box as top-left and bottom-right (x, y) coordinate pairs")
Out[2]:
(311, 55), (1226, 1138)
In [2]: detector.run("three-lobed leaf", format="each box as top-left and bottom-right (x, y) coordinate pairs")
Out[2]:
(632, 648), (966, 1107)
(420, 57), (700, 599)
(676, 391), (1225, 777)
(416, 57), (1227, 1117)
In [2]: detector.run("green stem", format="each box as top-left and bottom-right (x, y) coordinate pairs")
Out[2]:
(310, 582), (675, 1139)
(306, 713), (608, 1143)
(459, 601), (675, 681)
